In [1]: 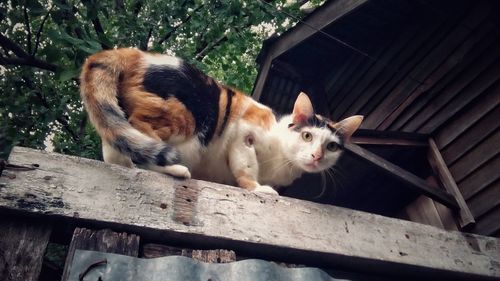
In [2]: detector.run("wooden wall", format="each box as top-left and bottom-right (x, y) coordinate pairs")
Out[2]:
(254, 0), (500, 236)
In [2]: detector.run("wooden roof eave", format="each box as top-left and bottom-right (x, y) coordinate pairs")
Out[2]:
(252, 0), (369, 100)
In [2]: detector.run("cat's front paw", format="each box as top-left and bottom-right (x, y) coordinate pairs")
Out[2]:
(254, 185), (279, 196)
(162, 164), (191, 179)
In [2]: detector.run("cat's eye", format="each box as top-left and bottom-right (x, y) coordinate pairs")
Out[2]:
(301, 131), (313, 142)
(327, 142), (338, 151)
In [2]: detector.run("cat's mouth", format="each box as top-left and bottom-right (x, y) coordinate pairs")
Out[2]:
(303, 161), (322, 172)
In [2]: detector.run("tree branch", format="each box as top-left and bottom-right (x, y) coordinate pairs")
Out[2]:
(0, 56), (57, 72)
(33, 6), (53, 56)
(132, 0), (143, 16)
(157, 4), (204, 45)
(91, 16), (110, 49)
(0, 34), (56, 71)
(0, 33), (30, 58)
(195, 34), (228, 61)
(139, 28), (153, 51)
(23, 5), (32, 54)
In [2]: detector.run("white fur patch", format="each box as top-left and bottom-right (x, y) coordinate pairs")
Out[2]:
(145, 54), (181, 68)
(254, 185), (279, 195)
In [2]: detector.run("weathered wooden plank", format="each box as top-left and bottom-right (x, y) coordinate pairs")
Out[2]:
(327, 53), (367, 116)
(428, 139), (475, 228)
(0, 147), (499, 279)
(449, 130), (500, 182)
(142, 243), (236, 263)
(471, 206), (500, 236)
(378, 19), (495, 130)
(404, 195), (445, 230)
(362, 3), (477, 129)
(417, 61), (500, 134)
(399, 35), (500, 132)
(359, 10), (458, 125)
(389, 27), (500, 132)
(432, 201), (459, 232)
(344, 143), (459, 209)
(459, 155), (500, 200)
(441, 106), (500, 165)
(434, 77), (500, 149)
(468, 180), (500, 219)
(0, 216), (52, 281)
(341, 19), (422, 118)
(267, 0), (368, 60)
(61, 228), (140, 281)
(251, 50), (273, 101)
(252, 0), (368, 101)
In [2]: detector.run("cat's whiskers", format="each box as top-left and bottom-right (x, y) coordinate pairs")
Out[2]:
(313, 171), (328, 199)
(270, 159), (293, 176)
(327, 166), (346, 194)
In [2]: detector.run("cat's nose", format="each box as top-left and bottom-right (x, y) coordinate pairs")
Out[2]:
(311, 153), (323, 161)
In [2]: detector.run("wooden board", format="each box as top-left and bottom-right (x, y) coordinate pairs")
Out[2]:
(449, 130), (500, 182)
(459, 155), (500, 199)
(471, 206), (500, 236)
(344, 143), (459, 209)
(441, 106), (500, 165)
(252, 0), (368, 101)
(428, 139), (475, 228)
(0, 216), (52, 281)
(142, 243), (236, 263)
(61, 228), (140, 281)
(378, 19), (495, 130)
(434, 76), (500, 149)
(0, 147), (499, 280)
(468, 180), (500, 219)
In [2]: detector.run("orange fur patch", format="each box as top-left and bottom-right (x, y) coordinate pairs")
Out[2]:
(126, 94), (196, 142)
(228, 92), (275, 130)
(214, 87), (230, 136)
(234, 169), (258, 190)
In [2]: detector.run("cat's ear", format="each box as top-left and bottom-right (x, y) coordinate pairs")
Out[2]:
(334, 115), (363, 141)
(292, 92), (314, 124)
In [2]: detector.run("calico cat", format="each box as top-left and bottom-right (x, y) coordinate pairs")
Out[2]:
(80, 48), (363, 195)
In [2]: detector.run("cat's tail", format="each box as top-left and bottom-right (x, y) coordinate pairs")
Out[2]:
(79, 49), (179, 167)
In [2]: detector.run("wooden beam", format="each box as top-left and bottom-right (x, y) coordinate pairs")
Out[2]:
(142, 244), (236, 263)
(0, 147), (499, 279)
(427, 138), (475, 228)
(344, 143), (459, 209)
(252, 0), (368, 101)
(268, 0), (367, 60)
(251, 54), (273, 101)
(351, 136), (427, 146)
(0, 216), (52, 281)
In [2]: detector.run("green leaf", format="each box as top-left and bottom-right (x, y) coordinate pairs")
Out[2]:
(57, 68), (79, 82)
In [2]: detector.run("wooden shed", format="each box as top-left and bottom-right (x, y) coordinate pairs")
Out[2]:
(253, 0), (500, 237)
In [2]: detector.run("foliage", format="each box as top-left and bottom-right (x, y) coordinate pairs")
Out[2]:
(0, 0), (314, 159)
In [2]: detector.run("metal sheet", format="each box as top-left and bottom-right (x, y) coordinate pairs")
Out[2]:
(69, 250), (346, 281)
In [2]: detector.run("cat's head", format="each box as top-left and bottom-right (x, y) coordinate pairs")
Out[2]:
(280, 92), (363, 173)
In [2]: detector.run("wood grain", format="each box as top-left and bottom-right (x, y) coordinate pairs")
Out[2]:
(0, 147), (499, 279)
(0, 216), (52, 281)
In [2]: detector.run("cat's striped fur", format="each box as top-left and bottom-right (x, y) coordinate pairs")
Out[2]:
(80, 48), (362, 194)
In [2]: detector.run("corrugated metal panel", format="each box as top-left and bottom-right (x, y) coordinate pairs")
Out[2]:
(69, 250), (345, 281)
(255, 0), (500, 235)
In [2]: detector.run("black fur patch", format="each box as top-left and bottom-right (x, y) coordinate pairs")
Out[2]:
(101, 103), (124, 119)
(156, 146), (179, 166)
(218, 88), (234, 136)
(291, 115), (344, 145)
(88, 62), (109, 71)
(114, 136), (148, 164)
(142, 62), (220, 145)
